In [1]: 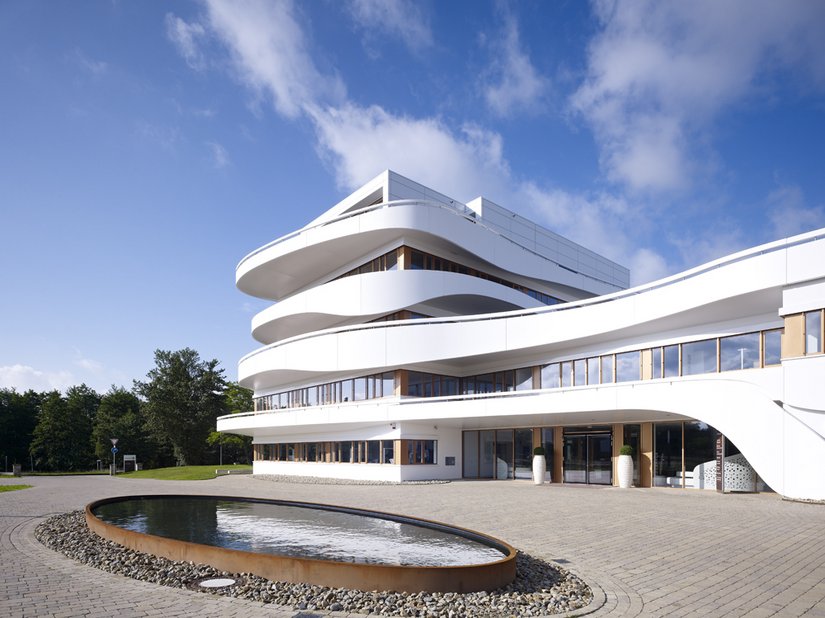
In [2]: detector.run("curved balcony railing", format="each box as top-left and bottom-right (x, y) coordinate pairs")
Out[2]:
(236, 198), (627, 291)
(237, 228), (825, 367)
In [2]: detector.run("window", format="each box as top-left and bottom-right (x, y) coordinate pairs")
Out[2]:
(574, 360), (586, 386)
(806, 310), (822, 354)
(763, 329), (782, 366)
(663, 345), (679, 378)
(561, 361), (573, 387)
(682, 339), (717, 375)
(600, 355), (614, 383)
(406, 440), (437, 464)
(720, 333), (759, 371)
(515, 367), (533, 391)
(367, 440), (380, 464)
(382, 440), (395, 464)
(540, 363), (560, 389)
(587, 357), (599, 385)
(616, 351), (640, 382)
(652, 347), (663, 379)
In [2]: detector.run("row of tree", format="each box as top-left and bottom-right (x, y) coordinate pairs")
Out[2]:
(0, 348), (252, 472)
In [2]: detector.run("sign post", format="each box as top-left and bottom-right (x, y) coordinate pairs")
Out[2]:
(110, 438), (119, 476)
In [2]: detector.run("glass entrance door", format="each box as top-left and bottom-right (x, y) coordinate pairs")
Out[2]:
(563, 431), (612, 485)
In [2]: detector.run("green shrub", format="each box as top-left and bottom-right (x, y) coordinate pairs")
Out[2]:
(619, 444), (634, 456)
(533, 446), (546, 456)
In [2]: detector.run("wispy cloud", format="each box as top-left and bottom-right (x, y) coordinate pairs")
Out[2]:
(347, 0), (433, 56)
(206, 140), (230, 168)
(572, 0), (825, 192)
(135, 120), (183, 151)
(70, 48), (108, 75)
(0, 364), (75, 392)
(481, 8), (549, 117)
(767, 184), (825, 238)
(165, 13), (208, 70)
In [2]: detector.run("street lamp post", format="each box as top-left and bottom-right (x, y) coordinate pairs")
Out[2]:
(110, 438), (119, 476)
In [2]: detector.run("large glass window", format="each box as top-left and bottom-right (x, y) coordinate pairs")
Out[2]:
(682, 340), (717, 375)
(763, 329), (782, 366)
(515, 367), (533, 391)
(600, 355), (614, 383)
(806, 310), (822, 354)
(654, 423), (682, 487)
(663, 345), (679, 377)
(340, 441), (352, 463)
(622, 424), (641, 486)
(541, 428), (554, 482)
(587, 357), (599, 385)
(353, 377), (367, 401)
(514, 429), (533, 479)
(382, 440), (395, 464)
(540, 363), (559, 389)
(480, 430), (495, 478)
(720, 333), (760, 371)
(652, 347), (663, 379)
(561, 361), (573, 387)
(406, 440), (436, 464)
(574, 360), (586, 386)
(463, 431), (479, 478)
(495, 430), (513, 479)
(683, 421), (716, 489)
(616, 351), (640, 382)
(367, 440), (380, 464)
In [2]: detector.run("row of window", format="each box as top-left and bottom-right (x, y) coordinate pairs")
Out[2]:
(255, 372), (394, 411)
(404, 327), (784, 397)
(253, 439), (437, 465)
(334, 245), (563, 306)
(253, 318), (816, 410)
(370, 310), (430, 323)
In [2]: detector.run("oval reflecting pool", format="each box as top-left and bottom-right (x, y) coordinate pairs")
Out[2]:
(86, 495), (517, 593)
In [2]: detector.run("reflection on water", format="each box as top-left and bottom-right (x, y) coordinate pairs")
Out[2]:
(94, 498), (505, 566)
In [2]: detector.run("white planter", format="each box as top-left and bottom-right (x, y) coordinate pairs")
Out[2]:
(532, 455), (546, 485)
(618, 454), (634, 488)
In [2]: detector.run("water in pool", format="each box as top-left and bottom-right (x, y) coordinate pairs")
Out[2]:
(93, 497), (506, 567)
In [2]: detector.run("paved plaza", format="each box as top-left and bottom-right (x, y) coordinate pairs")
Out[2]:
(2, 474), (825, 617)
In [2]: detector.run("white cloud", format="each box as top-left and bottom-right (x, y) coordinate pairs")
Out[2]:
(201, 0), (345, 119)
(206, 141), (230, 168)
(135, 121), (183, 151)
(0, 365), (75, 392)
(481, 10), (549, 117)
(348, 0), (433, 55)
(308, 104), (510, 201)
(165, 13), (208, 70)
(572, 0), (825, 192)
(767, 185), (825, 238)
(71, 48), (108, 75)
(519, 183), (669, 285)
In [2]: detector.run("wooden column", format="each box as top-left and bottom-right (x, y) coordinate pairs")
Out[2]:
(640, 422), (653, 487)
(782, 314), (805, 358)
(553, 427), (563, 483)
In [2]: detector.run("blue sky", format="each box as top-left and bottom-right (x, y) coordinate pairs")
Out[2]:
(2, 0), (824, 394)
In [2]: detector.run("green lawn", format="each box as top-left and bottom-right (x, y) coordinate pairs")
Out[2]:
(0, 484), (33, 492)
(119, 464), (252, 481)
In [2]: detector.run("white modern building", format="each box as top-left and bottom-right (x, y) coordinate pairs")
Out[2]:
(218, 170), (825, 501)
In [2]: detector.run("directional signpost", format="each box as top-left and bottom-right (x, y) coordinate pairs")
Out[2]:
(110, 438), (119, 476)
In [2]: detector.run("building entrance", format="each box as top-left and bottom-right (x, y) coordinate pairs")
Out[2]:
(563, 428), (612, 484)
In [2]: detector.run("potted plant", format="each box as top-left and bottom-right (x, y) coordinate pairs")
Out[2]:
(618, 444), (634, 488)
(532, 446), (547, 485)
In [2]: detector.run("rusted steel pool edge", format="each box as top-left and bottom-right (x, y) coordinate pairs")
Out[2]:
(85, 495), (517, 593)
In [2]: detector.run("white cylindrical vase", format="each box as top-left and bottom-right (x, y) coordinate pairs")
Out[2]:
(618, 454), (634, 488)
(532, 455), (546, 485)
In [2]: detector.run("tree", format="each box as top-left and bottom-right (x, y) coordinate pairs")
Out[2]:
(207, 382), (254, 464)
(134, 348), (227, 466)
(29, 386), (98, 471)
(0, 389), (40, 468)
(92, 386), (157, 468)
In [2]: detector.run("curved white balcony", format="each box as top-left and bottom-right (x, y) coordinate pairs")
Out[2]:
(236, 200), (626, 301)
(239, 228), (822, 392)
(251, 270), (544, 344)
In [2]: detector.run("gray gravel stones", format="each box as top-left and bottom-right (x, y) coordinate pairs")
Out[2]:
(35, 511), (592, 617)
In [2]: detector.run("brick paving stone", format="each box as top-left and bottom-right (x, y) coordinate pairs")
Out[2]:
(2, 475), (825, 617)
